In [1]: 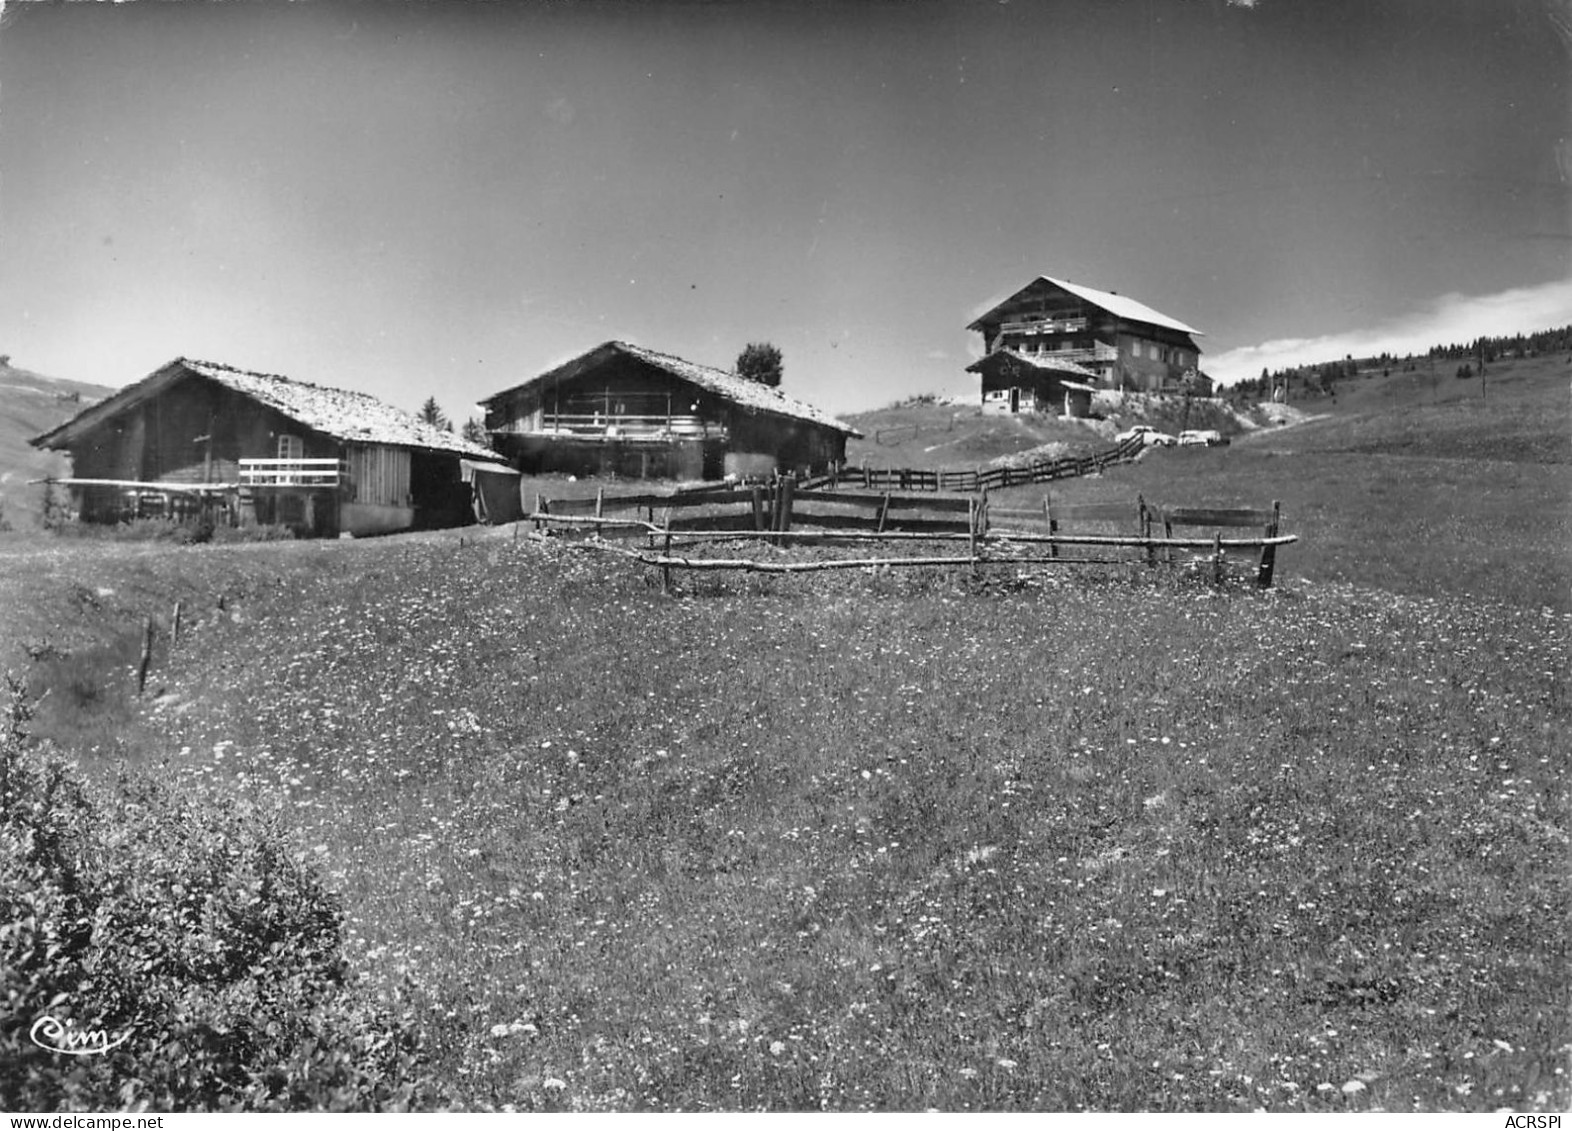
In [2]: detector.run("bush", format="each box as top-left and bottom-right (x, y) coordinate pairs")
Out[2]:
(209, 523), (297, 544)
(46, 520), (297, 545)
(0, 676), (434, 1111)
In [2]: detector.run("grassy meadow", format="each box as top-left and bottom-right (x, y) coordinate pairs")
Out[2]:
(0, 354), (1567, 1111)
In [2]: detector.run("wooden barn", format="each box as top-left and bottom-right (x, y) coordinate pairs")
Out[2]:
(482, 340), (862, 480)
(969, 276), (1205, 403)
(30, 357), (519, 537)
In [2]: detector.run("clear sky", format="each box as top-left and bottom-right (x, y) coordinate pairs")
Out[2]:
(1, 0), (1566, 419)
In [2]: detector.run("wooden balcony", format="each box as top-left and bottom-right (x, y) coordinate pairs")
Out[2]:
(505, 414), (727, 441)
(999, 316), (1089, 334)
(1001, 342), (1119, 366)
(239, 458), (348, 487)
(1051, 343), (1119, 365)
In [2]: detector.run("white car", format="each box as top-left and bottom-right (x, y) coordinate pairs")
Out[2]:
(1178, 429), (1226, 447)
(1116, 425), (1177, 447)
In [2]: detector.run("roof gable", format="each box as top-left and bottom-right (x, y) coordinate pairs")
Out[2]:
(968, 276), (1203, 337)
(32, 358), (502, 459)
(483, 341), (863, 438)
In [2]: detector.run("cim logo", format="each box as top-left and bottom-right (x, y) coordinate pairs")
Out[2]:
(29, 1014), (133, 1056)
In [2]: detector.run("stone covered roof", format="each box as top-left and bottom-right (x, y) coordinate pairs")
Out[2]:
(34, 357), (502, 459)
(483, 341), (863, 438)
(964, 349), (1099, 377)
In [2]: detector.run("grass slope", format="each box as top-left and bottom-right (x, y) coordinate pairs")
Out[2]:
(1001, 354), (1571, 612)
(0, 361), (116, 530)
(844, 402), (1112, 471)
(844, 394), (1262, 474)
(14, 534), (1565, 1112)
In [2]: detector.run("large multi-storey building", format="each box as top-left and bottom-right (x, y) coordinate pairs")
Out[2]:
(967, 276), (1205, 412)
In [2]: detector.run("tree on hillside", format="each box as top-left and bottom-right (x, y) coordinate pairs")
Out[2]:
(461, 417), (489, 447)
(418, 396), (452, 432)
(735, 342), (783, 387)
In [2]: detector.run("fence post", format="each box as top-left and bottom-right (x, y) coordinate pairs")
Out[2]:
(1212, 532), (1224, 587)
(171, 601), (182, 647)
(968, 497), (979, 575)
(594, 487), (605, 540)
(136, 615), (154, 695)
(776, 475), (795, 546)
(661, 507), (674, 592)
(535, 494), (548, 536)
(1139, 494), (1154, 568)
(1257, 500), (1281, 589)
(875, 492), (891, 534)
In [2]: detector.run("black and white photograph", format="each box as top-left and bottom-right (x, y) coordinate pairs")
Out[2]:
(0, 0), (1567, 1114)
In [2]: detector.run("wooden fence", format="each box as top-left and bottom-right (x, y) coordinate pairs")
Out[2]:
(529, 481), (1293, 590)
(799, 433), (1147, 493)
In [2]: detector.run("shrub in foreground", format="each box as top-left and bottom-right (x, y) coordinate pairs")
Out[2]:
(0, 677), (433, 1111)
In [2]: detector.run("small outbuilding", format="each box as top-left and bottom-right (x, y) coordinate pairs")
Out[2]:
(967, 349), (1101, 416)
(481, 340), (862, 480)
(30, 357), (518, 536)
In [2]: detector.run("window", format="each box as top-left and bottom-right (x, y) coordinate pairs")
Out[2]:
(277, 434), (303, 460)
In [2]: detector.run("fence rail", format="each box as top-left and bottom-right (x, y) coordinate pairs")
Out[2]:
(529, 479), (1293, 589)
(822, 434), (1145, 494)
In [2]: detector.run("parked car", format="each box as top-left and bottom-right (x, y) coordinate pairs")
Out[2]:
(1115, 425), (1177, 447)
(1178, 429), (1228, 447)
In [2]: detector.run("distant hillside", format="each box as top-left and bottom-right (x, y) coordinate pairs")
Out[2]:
(1242, 351), (1571, 465)
(844, 393), (1256, 472)
(0, 358), (117, 530)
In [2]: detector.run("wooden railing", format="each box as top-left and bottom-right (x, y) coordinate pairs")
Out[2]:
(999, 317), (1089, 334)
(239, 458), (347, 487)
(514, 414), (726, 440)
(1005, 343), (1120, 365)
(819, 434), (1147, 494)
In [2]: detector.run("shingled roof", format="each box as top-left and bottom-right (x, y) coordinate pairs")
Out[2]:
(968, 276), (1203, 337)
(32, 357), (502, 459)
(482, 341), (863, 438)
(964, 348), (1100, 377)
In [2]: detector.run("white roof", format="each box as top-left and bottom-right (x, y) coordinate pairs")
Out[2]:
(970, 276), (1203, 337)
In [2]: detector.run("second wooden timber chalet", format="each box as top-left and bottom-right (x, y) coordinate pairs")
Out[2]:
(482, 340), (862, 481)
